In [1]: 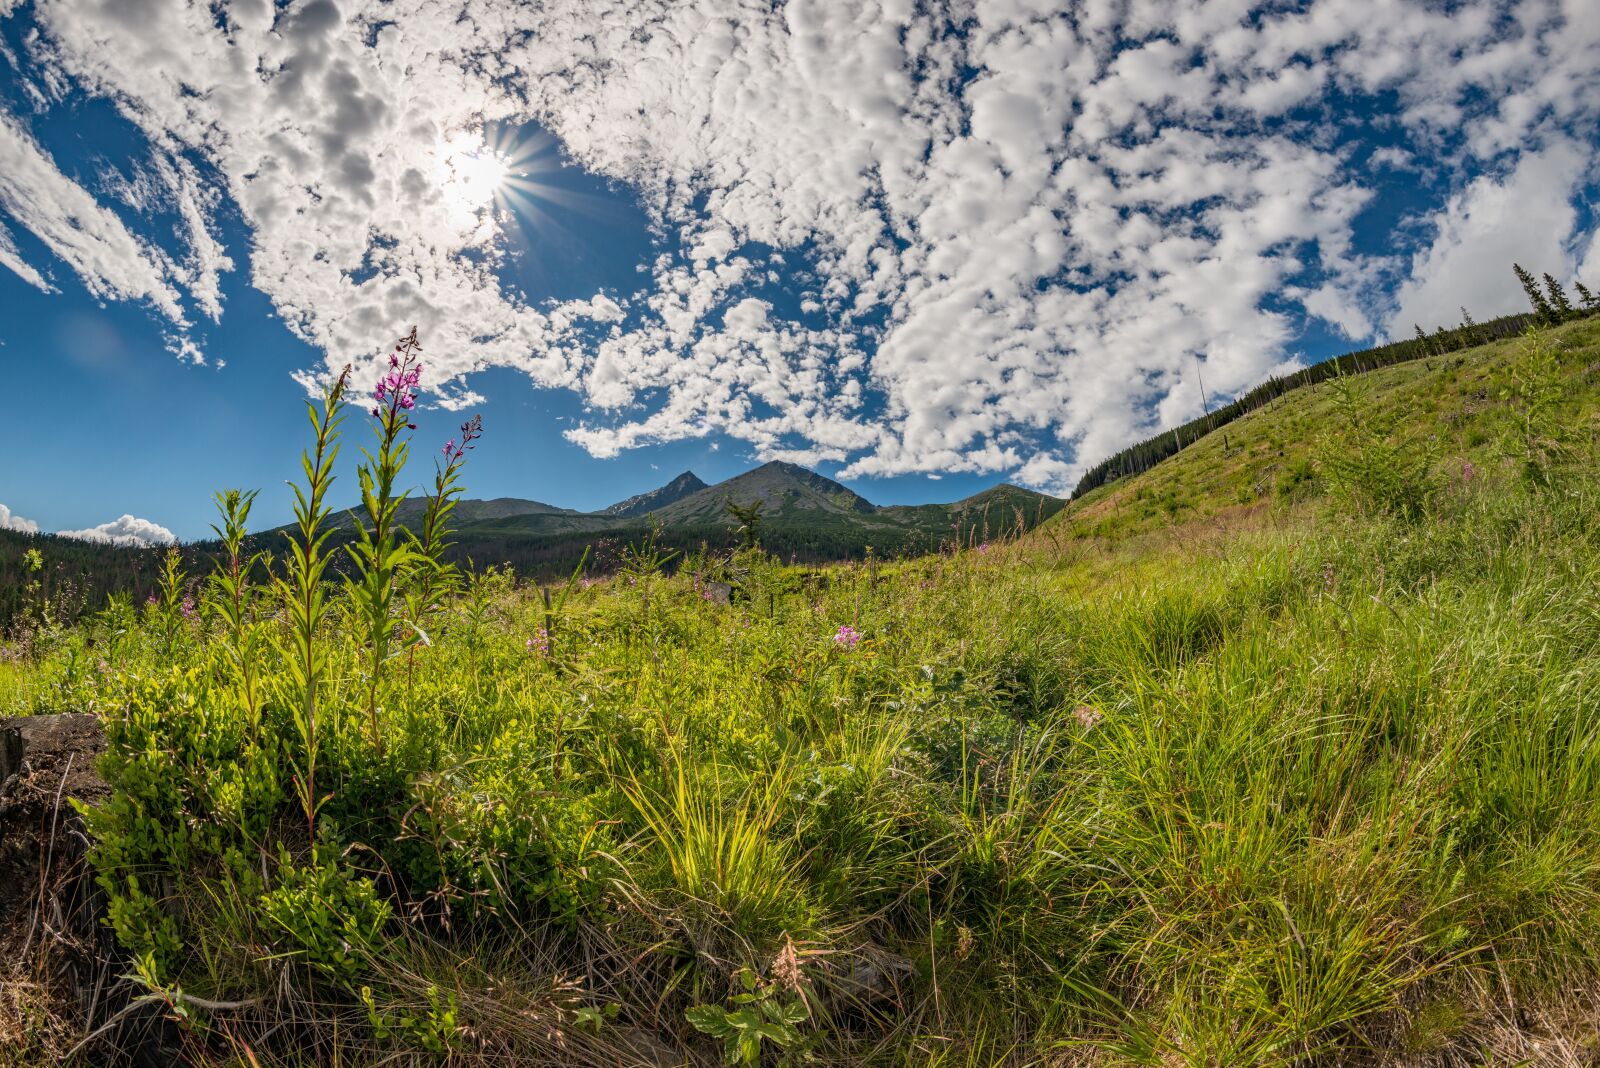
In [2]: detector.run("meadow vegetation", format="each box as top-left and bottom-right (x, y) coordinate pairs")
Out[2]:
(3, 320), (1600, 1065)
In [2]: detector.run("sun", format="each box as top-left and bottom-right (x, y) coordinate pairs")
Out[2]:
(438, 133), (511, 220)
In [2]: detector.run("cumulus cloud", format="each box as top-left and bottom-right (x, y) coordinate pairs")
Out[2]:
(1388, 140), (1591, 335)
(57, 514), (177, 548)
(3, 0), (1599, 492)
(0, 502), (40, 534)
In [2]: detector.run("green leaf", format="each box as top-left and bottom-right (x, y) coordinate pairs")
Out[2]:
(685, 1004), (734, 1038)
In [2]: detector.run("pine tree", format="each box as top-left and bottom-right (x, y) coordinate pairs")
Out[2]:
(1414, 323), (1432, 356)
(1543, 273), (1574, 320)
(1575, 280), (1600, 314)
(1460, 306), (1478, 344)
(1513, 263), (1556, 323)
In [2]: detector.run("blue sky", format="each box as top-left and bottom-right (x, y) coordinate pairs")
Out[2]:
(2, 0), (1598, 545)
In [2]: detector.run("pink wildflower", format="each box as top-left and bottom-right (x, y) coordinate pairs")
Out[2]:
(833, 624), (862, 649)
(526, 628), (551, 656)
(443, 414), (483, 464)
(372, 327), (424, 429)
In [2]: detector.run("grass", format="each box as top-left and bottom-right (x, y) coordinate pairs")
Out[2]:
(3, 322), (1600, 1065)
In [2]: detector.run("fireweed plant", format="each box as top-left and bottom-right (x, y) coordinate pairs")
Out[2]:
(403, 413), (483, 662)
(16, 318), (1600, 1065)
(349, 328), (425, 747)
(207, 488), (265, 735)
(279, 364), (350, 839)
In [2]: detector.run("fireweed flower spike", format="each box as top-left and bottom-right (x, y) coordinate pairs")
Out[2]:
(443, 415), (483, 464)
(834, 624), (862, 649)
(351, 327), (427, 749)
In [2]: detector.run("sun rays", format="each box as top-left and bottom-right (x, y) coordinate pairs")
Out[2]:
(436, 125), (625, 242)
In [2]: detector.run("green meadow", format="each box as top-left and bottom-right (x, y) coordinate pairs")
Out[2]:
(4, 320), (1599, 1065)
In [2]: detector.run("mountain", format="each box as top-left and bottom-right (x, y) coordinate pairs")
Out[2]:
(647, 461), (877, 525)
(601, 471), (708, 518)
(326, 495), (578, 531)
(430, 464), (1065, 577)
(256, 462), (1066, 582)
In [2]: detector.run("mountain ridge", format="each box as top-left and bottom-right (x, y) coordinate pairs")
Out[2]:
(600, 471), (708, 517)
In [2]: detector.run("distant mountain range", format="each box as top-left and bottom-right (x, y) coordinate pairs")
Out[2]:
(317, 461), (1064, 576)
(0, 462), (1061, 624)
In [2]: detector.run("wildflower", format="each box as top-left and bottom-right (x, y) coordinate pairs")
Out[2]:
(1073, 704), (1102, 729)
(179, 595), (197, 620)
(1321, 562), (1336, 595)
(1461, 459), (1475, 483)
(977, 542), (990, 554)
(833, 624), (862, 649)
(526, 628), (551, 656)
(372, 327), (424, 429)
(443, 415), (483, 464)
(145, 593), (158, 608)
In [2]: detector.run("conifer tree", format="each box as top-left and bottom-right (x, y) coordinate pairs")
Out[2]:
(1414, 323), (1431, 356)
(1575, 280), (1600, 314)
(1460, 306), (1478, 343)
(1543, 273), (1574, 320)
(1513, 263), (1555, 323)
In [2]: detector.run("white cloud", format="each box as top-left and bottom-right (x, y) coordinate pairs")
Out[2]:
(0, 111), (190, 329)
(1387, 140), (1590, 335)
(0, 217), (52, 292)
(5, 0), (1600, 494)
(0, 503), (40, 534)
(57, 514), (177, 548)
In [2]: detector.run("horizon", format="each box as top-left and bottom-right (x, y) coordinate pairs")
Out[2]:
(4, 1), (1599, 545)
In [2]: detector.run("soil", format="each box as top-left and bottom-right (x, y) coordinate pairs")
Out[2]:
(0, 714), (174, 1066)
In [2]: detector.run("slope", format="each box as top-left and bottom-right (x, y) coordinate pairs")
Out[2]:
(1048, 316), (1600, 543)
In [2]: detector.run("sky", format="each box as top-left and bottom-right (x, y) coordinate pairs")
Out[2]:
(2, 0), (1599, 545)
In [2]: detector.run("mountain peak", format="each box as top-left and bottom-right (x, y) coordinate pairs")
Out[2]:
(601, 470), (709, 518)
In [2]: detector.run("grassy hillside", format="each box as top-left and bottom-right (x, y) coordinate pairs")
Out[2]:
(3, 324), (1599, 1065)
(1058, 316), (1600, 541)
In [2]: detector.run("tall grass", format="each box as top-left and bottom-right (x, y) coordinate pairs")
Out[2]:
(3, 326), (1599, 1065)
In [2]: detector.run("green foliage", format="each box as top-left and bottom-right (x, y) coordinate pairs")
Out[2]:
(276, 365), (350, 838)
(1071, 296), (1541, 501)
(206, 488), (266, 730)
(1319, 370), (1440, 519)
(725, 498), (765, 549)
(259, 851), (391, 985)
(1543, 272), (1574, 320)
(1497, 327), (1575, 486)
(81, 666), (279, 976)
(1514, 261), (1556, 323)
(31, 317), (1600, 1063)
(686, 968), (810, 1066)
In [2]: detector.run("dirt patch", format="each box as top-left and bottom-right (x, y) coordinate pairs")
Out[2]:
(0, 713), (182, 1066)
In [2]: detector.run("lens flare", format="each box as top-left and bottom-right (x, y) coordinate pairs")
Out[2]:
(438, 133), (511, 221)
